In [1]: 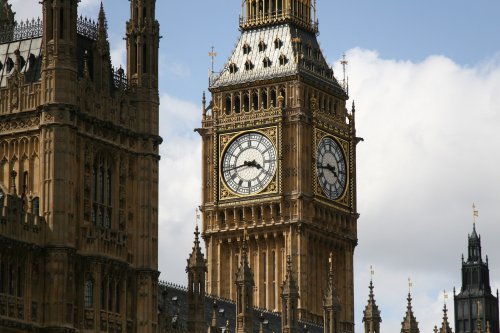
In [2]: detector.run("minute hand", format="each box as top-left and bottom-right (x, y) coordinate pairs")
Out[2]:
(318, 164), (338, 178)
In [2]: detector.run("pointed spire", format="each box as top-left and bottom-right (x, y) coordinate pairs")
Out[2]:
(439, 303), (453, 333)
(281, 255), (299, 333)
(187, 222), (205, 269)
(235, 229), (254, 333)
(186, 211), (207, 333)
(97, 1), (111, 56)
(401, 291), (420, 333)
(323, 253), (341, 333)
(363, 267), (381, 333)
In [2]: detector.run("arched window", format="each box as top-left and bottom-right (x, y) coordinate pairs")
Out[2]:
(279, 54), (288, 66)
(92, 157), (114, 229)
(229, 63), (238, 74)
(274, 38), (283, 49)
(225, 96), (232, 114)
(263, 57), (272, 68)
(234, 95), (241, 114)
(258, 41), (267, 52)
(84, 279), (93, 308)
(270, 90), (277, 107)
(261, 90), (268, 109)
(252, 92), (259, 110)
(243, 43), (251, 55)
(243, 94), (250, 112)
(6, 58), (14, 72)
(245, 60), (254, 71)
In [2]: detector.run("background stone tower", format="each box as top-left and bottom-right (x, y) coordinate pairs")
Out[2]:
(0, 0), (161, 331)
(454, 224), (499, 333)
(200, 0), (359, 327)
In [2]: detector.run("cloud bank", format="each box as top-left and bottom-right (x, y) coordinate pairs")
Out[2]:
(158, 48), (500, 332)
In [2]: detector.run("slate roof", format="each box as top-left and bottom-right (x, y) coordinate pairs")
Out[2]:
(210, 23), (345, 96)
(159, 281), (324, 333)
(0, 36), (42, 87)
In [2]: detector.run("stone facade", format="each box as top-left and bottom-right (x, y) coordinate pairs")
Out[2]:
(199, 0), (360, 328)
(0, 1), (160, 332)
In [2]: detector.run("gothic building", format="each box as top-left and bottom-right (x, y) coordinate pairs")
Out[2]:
(454, 224), (499, 333)
(199, 0), (360, 327)
(0, 0), (161, 332)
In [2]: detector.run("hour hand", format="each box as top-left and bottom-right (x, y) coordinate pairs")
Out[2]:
(225, 162), (251, 172)
(318, 164), (338, 178)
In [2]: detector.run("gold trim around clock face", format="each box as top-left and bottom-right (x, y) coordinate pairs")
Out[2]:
(219, 127), (279, 200)
(314, 129), (350, 205)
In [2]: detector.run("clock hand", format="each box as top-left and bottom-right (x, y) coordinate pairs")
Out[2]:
(225, 160), (253, 172)
(326, 164), (338, 178)
(318, 164), (338, 178)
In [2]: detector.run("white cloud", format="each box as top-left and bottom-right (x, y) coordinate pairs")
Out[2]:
(158, 94), (202, 284)
(343, 48), (500, 333)
(155, 49), (500, 331)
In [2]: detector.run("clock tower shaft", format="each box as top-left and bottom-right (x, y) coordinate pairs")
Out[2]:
(199, 0), (359, 327)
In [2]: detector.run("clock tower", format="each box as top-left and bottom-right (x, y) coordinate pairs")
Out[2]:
(199, 0), (359, 327)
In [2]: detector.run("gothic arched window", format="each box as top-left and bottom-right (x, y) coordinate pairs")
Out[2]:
(263, 57), (272, 68)
(92, 156), (114, 229)
(84, 279), (93, 308)
(258, 41), (267, 52)
(243, 43), (251, 55)
(245, 60), (254, 71)
(229, 63), (238, 74)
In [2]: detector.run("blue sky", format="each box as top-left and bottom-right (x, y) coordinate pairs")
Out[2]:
(10, 1), (500, 333)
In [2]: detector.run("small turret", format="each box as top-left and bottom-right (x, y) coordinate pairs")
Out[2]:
(126, 0), (160, 88)
(401, 292), (419, 333)
(439, 304), (453, 333)
(363, 276), (382, 333)
(235, 232), (254, 333)
(186, 224), (207, 333)
(323, 253), (341, 333)
(281, 255), (299, 333)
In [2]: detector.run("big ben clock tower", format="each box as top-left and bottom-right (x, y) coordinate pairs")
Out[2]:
(199, 0), (359, 328)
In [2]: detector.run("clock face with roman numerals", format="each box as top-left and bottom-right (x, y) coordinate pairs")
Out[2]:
(222, 132), (277, 195)
(316, 136), (347, 200)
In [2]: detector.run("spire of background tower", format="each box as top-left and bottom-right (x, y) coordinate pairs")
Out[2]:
(401, 286), (420, 333)
(363, 267), (382, 333)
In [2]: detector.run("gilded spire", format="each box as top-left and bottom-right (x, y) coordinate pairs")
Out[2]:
(401, 291), (420, 333)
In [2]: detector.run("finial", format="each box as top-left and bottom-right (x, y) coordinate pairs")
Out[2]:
(434, 326), (439, 333)
(352, 100), (356, 113)
(9, 169), (17, 195)
(473, 203), (479, 224)
(340, 53), (349, 90)
(194, 208), (201, 247)
(408, 277), (413, 294)
(209, 46), (217, 74)
(443, 289), (448, 305)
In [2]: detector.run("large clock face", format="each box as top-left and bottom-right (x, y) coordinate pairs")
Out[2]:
(222, 132), (277, 195)
(316, 136), (347, 200)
